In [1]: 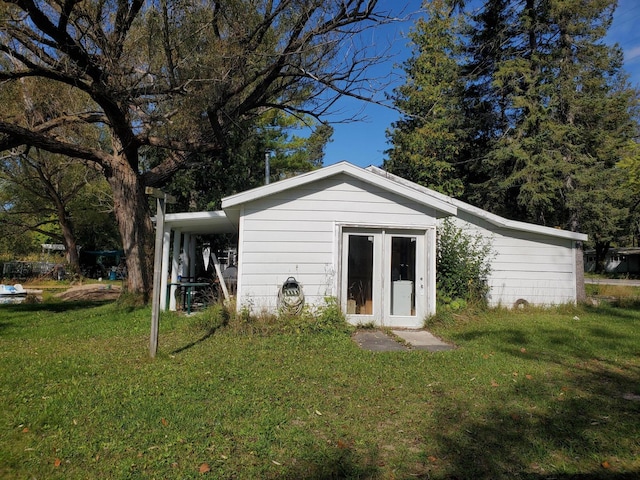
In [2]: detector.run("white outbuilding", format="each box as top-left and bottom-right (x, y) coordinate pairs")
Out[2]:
(158, 161), (587, 328)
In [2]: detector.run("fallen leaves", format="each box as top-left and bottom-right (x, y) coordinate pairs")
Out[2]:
(337, 439), (354, 449)
(199, 463), (210, 474)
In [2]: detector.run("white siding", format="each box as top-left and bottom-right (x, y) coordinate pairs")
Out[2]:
(237, 174), (437, 312)
(447, 212), (578, 307)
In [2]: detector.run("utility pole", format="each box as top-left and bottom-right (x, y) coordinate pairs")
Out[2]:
(265, 151), (271, 185)
(146, 187), (176, 358)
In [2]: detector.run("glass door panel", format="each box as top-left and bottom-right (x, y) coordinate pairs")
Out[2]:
(346, 235), (374, 314)
(342, 228), (424, 327)
(390, 236), (416, 316)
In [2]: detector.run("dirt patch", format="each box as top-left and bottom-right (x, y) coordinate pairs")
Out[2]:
(55, 284), (122, 302)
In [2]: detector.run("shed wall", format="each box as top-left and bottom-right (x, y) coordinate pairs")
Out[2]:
(447, 212), (577, 306)
(237, 174), (437, 312)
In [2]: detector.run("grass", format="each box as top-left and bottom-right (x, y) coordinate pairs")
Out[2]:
(585, 283), (640, 305)
(0, 297), (639, 479)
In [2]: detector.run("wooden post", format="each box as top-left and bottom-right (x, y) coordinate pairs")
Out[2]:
(147, 188), (176, 358)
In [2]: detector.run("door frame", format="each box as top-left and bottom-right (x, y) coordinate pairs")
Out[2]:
(337, 224), (434, 328)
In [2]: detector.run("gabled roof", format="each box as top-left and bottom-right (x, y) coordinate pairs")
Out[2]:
(157, 162), (587, 242)
(221, 161), (458, 217)
(366, 165), (588, 242)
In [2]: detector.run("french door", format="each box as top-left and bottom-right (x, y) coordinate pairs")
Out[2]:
(341, 228), (425, 327)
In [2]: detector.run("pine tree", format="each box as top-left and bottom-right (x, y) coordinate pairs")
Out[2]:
(387, 0), (639, 278)
(384, 0), (467, 197)
(467, 0), (636, 241)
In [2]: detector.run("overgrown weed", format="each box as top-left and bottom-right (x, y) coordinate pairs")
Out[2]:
(114, 290), (145, 309)
(222, 297), (351, 336)
(188, 302), (230, 333)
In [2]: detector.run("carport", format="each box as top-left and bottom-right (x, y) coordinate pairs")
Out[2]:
(158, 211), (237, 311)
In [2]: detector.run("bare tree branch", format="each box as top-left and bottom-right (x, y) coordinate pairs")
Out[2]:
(0, 121), (110, 164)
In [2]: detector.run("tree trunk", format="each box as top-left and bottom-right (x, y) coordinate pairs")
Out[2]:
(50, 191), (80, 273)
(59, 216), (80, 273)
(569, 211), (586, 302)
(106, 156), (154, 301)
(594, 241), (610, 274)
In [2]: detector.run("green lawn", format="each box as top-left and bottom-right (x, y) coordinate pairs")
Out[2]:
(1, 299), (639, 479)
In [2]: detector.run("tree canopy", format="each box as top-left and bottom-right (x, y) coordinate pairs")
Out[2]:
(384, 0), (467, 197)
(386, 0), (639, 265)
(0, 0), (388, 298)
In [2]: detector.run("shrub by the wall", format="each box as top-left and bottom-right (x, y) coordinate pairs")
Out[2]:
(437, 218), (493, 306)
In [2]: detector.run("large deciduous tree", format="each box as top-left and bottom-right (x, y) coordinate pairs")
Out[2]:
(0, 149), (104, 272)
(0, 0), (386, 300)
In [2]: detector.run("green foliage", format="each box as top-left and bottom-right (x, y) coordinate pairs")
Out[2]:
(164, 111), (332, 213)
(460, 0), (637, 241)
(300, 297), (352, 334)
(436, 218), (492, 306)
(0, 79), (120, 261)
(388, 0), (639, 250)
(114, 291), (146, 310)
(384, 0), (467, 197)
(189, 302), (230, 333)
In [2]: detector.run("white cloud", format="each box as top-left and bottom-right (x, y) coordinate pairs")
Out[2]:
(625, 45), (640, 63)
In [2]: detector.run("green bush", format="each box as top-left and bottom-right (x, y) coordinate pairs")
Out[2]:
(436, 218), (492, 306)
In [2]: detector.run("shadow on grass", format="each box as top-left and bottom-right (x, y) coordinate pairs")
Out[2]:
(427, 352), (640, 479)
(171, 326), (222, 355)
(0, 299), (115, 313)
(281, 445), (381, 479)
(0, 300), (120, 337)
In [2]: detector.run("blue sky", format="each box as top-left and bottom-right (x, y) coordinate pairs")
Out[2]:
(323, 0), (640, 168)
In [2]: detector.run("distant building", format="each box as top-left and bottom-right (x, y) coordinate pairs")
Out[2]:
(584, 248), (640, 275)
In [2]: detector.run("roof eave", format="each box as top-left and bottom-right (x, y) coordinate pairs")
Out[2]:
(366, 166), (588, 242)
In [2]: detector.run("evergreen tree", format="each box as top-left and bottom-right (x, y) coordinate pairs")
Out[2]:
(384, 0), (467, 197)
(387, 0), (639, 279)
(163, 111), (333, 213)
(467, 0), (636, 242)
(459, 0), (519, 204)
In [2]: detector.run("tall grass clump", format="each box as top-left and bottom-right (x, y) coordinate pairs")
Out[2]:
(223, 297), (352, 336)
(189, 302), (230, 333)
(297, 296), (353, 334)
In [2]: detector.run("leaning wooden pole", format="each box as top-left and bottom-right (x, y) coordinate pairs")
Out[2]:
(149, 195), (165, 358)
(147, 188), (176, 358)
